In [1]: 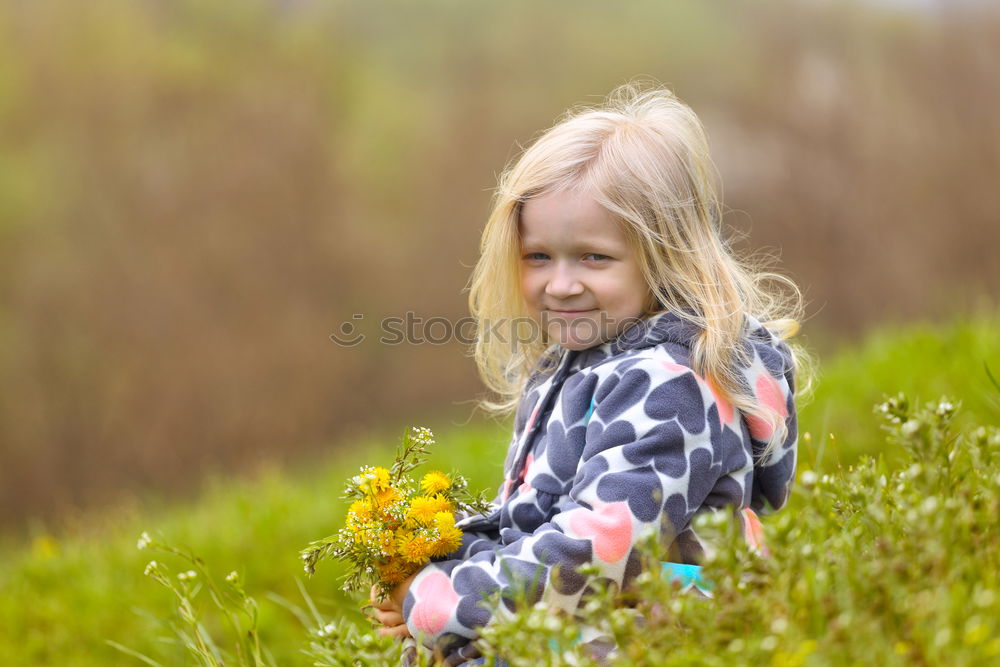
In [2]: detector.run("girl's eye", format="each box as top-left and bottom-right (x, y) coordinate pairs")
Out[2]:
(523, 252), (549, 261)
(584, 253), (611, 261)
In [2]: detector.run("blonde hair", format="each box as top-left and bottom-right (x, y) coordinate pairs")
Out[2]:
(467, 81), (809, 458)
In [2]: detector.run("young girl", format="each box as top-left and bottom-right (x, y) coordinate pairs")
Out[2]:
(373, 82), (805, 664)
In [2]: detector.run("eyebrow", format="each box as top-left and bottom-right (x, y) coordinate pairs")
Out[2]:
(519, 236), (624, 253)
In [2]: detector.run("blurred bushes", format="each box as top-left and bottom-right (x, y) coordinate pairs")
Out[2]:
(0, 0), (997, 529)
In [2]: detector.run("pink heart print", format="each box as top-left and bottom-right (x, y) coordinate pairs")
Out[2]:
(746, 373), (787, 440)
(741, 507), (770, 556)
(567, 501), (633, 563)
(706, 377), (735, 426)
(409, 571), (459, 635)
(519, 454), (534, 493)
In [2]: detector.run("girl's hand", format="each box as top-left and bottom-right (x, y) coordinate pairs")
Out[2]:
(369, 573), (417, 638)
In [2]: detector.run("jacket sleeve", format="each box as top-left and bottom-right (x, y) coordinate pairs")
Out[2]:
(744, 335), (799, 513)
(401, 356), (725, 651)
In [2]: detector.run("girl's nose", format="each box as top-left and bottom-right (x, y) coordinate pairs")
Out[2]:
(545, 262), (584, 298)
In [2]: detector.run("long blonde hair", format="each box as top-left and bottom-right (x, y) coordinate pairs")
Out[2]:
(467, 81), (809, 458)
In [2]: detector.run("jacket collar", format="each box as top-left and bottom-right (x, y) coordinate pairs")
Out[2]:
(567, 310), (700, 372)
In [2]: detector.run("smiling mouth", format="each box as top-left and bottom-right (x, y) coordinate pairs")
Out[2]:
(545, 308), (597, 317)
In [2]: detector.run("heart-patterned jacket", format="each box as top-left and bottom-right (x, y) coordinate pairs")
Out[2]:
(401, 310), (798, 663)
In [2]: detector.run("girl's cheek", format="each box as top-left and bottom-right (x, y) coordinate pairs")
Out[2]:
(522, 274), (544, 301)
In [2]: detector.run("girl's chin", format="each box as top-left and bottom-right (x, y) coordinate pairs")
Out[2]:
(547, 321), (608, 349)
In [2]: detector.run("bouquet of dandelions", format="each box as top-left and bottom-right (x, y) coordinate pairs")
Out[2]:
(300, 426), (492, 601)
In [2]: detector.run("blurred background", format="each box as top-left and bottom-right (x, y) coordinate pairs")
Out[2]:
(1, 0), (997, 533)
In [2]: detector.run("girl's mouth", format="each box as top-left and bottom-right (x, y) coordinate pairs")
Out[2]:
(546, 309), (597, 317)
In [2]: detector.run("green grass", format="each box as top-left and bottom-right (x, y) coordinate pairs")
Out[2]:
(0, 314), (996, 665)
(0, 422), (509, 666)
(797, 311), (999, 469)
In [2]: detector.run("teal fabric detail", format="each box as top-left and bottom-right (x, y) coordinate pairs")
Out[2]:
(548, 633), (582, 652)
(661, 561), (713, 591)
(584, 396), (596, 424)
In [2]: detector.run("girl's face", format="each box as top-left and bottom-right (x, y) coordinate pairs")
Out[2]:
(519, 189), (651, 350)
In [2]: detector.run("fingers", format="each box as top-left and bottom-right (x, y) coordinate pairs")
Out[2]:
(373, 597), (399, 613)
(368, 589), (410, 640)
(370, 585), (397, 612)
(374, 609), (404, 627)
(377, 622), (412, 639)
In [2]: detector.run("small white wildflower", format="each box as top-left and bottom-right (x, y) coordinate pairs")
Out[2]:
(800, 470), (818, 486)
(937, 400), (954, 415)
(878, 474), (887, 488)
(318, 622), (337, 638)
(760, 636), (778, 651)
(770, 617), (789, 634)
(411, 426), (435, 446)
(136, 531), (152, 550)
(901, 420), (921, 436)
(144, 560), (159, 576)
(921, 497), (939, 514)
(225, 571), (239, 584)
(177, 570), (197, 581)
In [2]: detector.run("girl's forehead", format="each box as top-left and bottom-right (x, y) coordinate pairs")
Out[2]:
(520, 189), (607, 224)
(518, 190), (627, 247)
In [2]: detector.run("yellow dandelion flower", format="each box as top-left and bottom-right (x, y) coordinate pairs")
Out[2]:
(420, 471), (451, 495)
(348, 499), (373, 521)
(356, 466), (392, 493)
(369, 466), (392, 492)
(426, 493), (454, 515)
(430, 511), (463, 556)
(433, 511), (456, 530)
(379, 558), (415, 585)
(408, 495), (442, 524)
(374, 486), (400, 507)
(397, 532), (433, 564)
